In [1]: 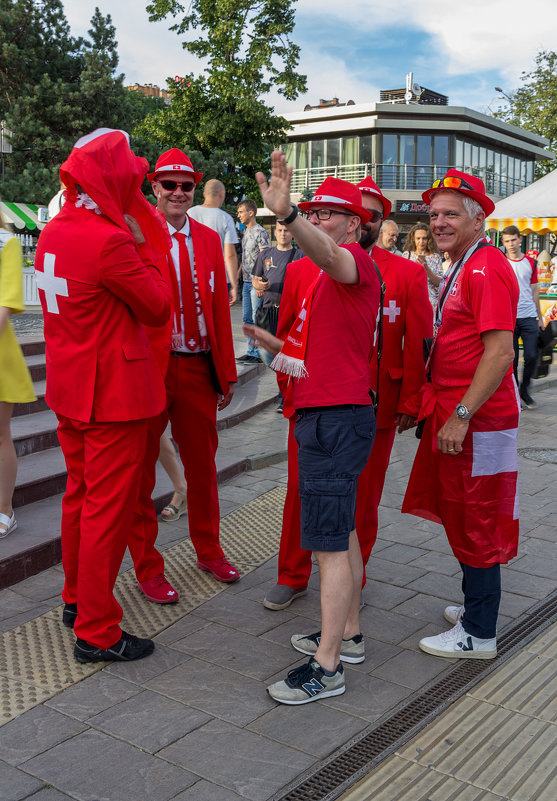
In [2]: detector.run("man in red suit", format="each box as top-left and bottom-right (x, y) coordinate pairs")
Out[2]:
(35, 129), (172, 662)
(131, 149), (239, 587)
(263, 177), (432, 610)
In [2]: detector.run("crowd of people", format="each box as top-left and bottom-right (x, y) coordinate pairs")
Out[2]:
(1, 128), (535, 706)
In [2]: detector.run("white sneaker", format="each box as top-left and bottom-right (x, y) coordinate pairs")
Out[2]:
(444, 604), (464, 625)
(419, 621), (497, 659)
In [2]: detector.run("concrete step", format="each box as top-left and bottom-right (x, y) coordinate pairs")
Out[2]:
(11, 409), (59, 457)
(12, 380), (48, 418)
(11, 369), (279, 509)
(24, 353), (46, 383)
(19, 338), (45, 357)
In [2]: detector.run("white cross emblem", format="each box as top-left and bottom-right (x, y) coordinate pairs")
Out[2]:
(385, 299), (400, 323)
(35, 253), (68, 314)
(209, 271), (215, 293)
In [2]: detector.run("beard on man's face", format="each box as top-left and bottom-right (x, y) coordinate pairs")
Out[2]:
(359, 223), (379, 252)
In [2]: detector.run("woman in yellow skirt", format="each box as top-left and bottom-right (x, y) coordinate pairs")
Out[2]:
(0, 219), (36, 537)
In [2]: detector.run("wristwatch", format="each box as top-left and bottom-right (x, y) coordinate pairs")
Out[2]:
(455, 403), (473, 420)
(278, 204), (299, 225)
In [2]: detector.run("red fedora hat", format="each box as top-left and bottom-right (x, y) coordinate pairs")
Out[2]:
(148, 148), (203, 184)
(298, 177), (372, 223)
(357, 176), (392, 218)
(422, 169), (495, 216)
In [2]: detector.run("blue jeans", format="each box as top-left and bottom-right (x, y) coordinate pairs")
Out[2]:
(242, 282), (262, 357)
(513, 316), (538, 392)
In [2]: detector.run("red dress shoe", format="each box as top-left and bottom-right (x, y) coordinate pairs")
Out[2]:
(138, 574), (179, 603)
(197, 556), (240, 583)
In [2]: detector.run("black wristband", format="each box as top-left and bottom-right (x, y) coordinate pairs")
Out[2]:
(278, 204), (299, 225)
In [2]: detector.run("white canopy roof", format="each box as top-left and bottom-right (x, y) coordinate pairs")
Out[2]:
(486, 169), (557, 234)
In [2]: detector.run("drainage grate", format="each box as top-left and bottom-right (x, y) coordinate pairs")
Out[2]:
(274, 590), (557, 801)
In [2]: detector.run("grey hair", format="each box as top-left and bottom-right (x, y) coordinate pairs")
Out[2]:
(461, 195), (484, 220)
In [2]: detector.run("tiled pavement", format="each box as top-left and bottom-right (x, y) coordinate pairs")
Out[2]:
(0, 383), (556, 800)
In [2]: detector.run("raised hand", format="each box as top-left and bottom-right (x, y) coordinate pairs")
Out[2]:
(255, 151), (293, 219)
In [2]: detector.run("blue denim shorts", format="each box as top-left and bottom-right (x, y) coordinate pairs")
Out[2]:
(294, 405), (376, 552)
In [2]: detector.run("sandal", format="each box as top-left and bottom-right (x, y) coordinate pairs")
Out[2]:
(0, 512), (17, 539)
(161, 492), (187, 522)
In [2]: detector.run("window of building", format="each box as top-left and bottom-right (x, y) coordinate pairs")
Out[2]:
(327, 138), (340, 167)
(296, 141), (308, 170)
(359, 135), (372, 163)
(285, 142), (295, 168)
(343, 136), (359, 165)
(311, 140), (325, 168)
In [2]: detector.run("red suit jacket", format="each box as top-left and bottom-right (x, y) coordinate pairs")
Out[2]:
(370, 246), (432, 428)
(35, 202), (171, 422)
(146, 215), (237, 391)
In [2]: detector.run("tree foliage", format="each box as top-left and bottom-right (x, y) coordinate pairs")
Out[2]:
(140, 0), (306, 199)
(494, 50), (557, 177)
(0, 1), (159, 203)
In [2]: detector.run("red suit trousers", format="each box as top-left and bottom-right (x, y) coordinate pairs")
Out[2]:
(127, 411), (167, 582)
(57, 415), (149, 648)
(165, 354), (223, 561)
(277, 417), (396, 588)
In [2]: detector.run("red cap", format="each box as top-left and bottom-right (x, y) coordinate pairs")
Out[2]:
(148, 148), (203, 183)
(298, 176), (372, 223)
(422, 169), (495, 216)
(356, 176), (392, 218)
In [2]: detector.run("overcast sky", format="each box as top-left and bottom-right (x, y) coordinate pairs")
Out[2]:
(62, 0), (555, 117)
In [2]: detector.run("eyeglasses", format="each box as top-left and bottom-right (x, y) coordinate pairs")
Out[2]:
(431, 175), (475, 191)
(159, 179), (195, 192)
(305, 209), (355, 221)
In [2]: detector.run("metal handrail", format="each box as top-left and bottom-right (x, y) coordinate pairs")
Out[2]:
(289, 163), (525, 197)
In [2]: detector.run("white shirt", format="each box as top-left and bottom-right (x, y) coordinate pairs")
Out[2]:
(167, 218), (209, 352)
(506, 255), (537, 319)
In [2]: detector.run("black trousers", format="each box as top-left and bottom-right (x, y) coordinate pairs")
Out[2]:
(460, 562), (501, 639)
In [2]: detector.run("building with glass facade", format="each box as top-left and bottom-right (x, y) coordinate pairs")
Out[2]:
(281, 100), (553, 229)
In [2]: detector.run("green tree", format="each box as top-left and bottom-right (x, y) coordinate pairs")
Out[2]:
(494, 50), (557, 177)
(140, 0), (306, 199)
(0, 2), (159, 204)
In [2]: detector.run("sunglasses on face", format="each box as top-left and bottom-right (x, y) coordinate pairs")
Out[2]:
(431, 175), (475, 191)
(159, 179), (195, 192)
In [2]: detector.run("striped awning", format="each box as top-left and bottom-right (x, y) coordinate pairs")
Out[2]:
(0, 201), (47, 231)
(485, 216), (557, 235)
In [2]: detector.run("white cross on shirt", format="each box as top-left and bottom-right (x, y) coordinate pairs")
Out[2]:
(35, 253), (68, 314)
(385, 299), (401, 323)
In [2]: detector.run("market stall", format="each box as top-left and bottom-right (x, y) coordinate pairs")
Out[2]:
(0, 201), (47, 305)
(486, 169), (557, 326)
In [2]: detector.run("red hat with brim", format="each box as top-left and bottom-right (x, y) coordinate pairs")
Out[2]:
(148, 147), (203, 183)
(422, 169), (495, 216)
(357, 176), (392, 218)
(298, 176), (372, 223)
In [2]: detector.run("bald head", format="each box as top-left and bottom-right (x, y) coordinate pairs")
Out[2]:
(203, 179), (226, 208)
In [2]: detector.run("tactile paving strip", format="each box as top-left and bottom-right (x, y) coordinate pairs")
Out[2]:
(0, 486), (286, 726)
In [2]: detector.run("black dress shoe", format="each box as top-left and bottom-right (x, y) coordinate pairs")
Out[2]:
(74, 631), (155, 663)
(62, 603), (77, 628)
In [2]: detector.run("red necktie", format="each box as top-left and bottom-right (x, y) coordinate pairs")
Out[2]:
(173, 232), (199, 351)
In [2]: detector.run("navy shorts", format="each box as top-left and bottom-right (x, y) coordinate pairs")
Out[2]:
(294, 405), (376, 552)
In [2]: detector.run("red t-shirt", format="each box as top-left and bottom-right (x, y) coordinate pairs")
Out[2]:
(432, 244), (519, 421)
(291, 243), (381, 409)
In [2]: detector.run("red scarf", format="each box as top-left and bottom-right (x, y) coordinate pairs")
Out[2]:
(271, 271), (322, 378)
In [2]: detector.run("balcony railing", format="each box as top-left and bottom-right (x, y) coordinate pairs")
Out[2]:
(290, 163), (526, 198)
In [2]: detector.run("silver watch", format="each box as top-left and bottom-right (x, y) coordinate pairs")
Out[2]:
(455, 404), (473, 420)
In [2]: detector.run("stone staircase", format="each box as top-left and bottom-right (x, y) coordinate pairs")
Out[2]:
(2, 338), (280, 590)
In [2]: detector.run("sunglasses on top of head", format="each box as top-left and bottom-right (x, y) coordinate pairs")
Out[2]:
(159, 179), (195, 192)
(431, 175), (475, 192)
